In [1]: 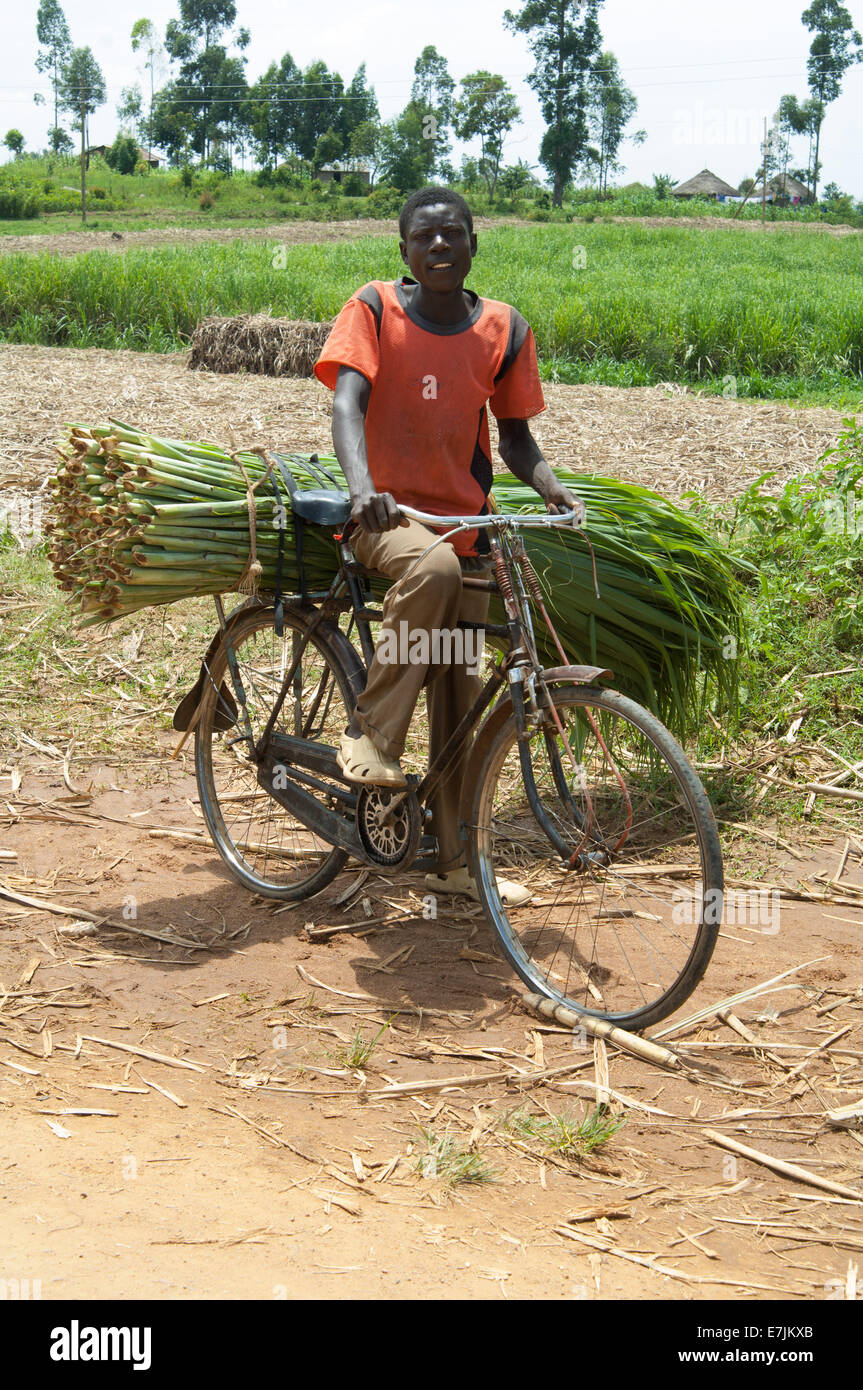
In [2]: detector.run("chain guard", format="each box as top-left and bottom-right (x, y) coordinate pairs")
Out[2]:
(356, 785), (421, 868)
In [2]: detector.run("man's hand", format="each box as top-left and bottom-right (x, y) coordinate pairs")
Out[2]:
(543, 480), (586, 526)
(351, 489), (407, 534)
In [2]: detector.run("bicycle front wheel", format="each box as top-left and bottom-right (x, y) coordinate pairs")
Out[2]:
(195, 604), (363, 900)
(468, 684), (723, 1030)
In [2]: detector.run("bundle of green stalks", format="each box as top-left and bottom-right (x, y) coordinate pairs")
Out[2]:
(48, 422), (340, 624)
(491, 474), (746, 726)
(48, 422), (745, 731)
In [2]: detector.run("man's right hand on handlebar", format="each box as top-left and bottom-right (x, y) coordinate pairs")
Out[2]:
(350, 489), (410, 534)
(542, 480), (586, 527)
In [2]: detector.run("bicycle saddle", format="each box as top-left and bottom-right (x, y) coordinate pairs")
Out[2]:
(290, 489), (352, 527)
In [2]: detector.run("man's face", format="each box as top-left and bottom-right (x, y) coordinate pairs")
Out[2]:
(399, 203), (477, 291)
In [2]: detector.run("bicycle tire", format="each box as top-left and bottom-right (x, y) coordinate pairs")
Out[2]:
(467, 683), (723, 1031)
(195, 603), (364, 901)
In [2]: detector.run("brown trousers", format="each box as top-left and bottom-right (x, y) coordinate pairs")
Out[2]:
(351, 519), (491, 871)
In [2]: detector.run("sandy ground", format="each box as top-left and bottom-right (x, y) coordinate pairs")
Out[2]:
(1, 343), (862, 1303)
(1, 748), (862, 1302)
(0, 343), (855, 512)
(0, 216), (508, 260)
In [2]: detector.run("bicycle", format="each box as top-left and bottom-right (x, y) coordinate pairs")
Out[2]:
(188, 488), (723, 1032)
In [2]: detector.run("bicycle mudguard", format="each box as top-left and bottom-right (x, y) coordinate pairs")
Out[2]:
(539, 664), (613, 684)
(173, 631), (236, 732)
(172, 600), (264, 732)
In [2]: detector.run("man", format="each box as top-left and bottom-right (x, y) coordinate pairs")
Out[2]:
(314, 186), (582, 899)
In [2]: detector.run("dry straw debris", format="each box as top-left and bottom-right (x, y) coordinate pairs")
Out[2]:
(188, 314), (334, 380)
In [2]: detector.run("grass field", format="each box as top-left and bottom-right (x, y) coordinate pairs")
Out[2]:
(4, 155), (859, 237)
(1, 222), (861, 405)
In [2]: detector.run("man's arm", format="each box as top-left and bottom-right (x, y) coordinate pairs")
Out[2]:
(332, 365), (405, 533)
(497, 418), (586, 523)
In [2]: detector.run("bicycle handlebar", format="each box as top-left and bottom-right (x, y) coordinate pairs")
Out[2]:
(398, 504), (584, 530)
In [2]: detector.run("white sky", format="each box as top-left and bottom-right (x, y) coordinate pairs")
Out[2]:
(3, 0), (862, 194)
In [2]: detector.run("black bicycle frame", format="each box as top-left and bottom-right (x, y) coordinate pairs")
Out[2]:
(217, 529), (581, 869)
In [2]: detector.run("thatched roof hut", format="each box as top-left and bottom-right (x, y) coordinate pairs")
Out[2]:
(673, 169), (739, 200)
(751, 173), (813, 205)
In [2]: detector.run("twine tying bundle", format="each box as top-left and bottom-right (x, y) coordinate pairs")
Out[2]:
(233, 451), (276, 595)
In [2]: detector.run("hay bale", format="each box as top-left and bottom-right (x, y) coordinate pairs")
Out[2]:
(188, 313), (334, 379)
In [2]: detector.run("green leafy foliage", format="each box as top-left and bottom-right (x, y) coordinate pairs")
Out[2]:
(689, 418), (863, 754)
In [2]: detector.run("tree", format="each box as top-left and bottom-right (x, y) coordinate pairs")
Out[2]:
(165, 0), (238, 57)
(59, 47), (106, 222)
(504, 0), (604, 206)
(293, 62), (344, 163)
(207, 53), (249, 169)
(146, 86), (197, 165)
(585, 52), (642, 196)
(410, 46), (456, 176)
(162, 1), (249, 164)
(777, 93), (823, 199)
(771, 96), (801, 191)
(60, 47), (106, 144)
(117, 85), (144, 142)
(36, 0), (72, 138)
(338, 64), (379, 151)
(244, 54), (302, 168)
(457, 154), (480, 190)
(313, 126), (342, 173)
(800, 0), (862, 200)
(454, 72), (520, 201)
(817, 179), (844, 201)
(377, 105), (435, 190)
(4, 130), (25, 159)
(106, 134), (140, 174)
(349, 118), (382, 187)
(411, 45), (455, 122)
(498, 159), (539, 197)
(131, 19), (167, 133)
(47, 126), (74, 155)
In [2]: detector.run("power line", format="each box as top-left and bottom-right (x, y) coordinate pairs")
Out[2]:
(8, 44), (859, 95)
(5, 64), (842, 105)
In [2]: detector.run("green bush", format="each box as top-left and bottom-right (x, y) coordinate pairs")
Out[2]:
(198, 190), (216, 210)
(342, 173), (367, 197)
(0, 187), (40, 218)
(366, 184), (401, 218)
(274, 164), (302, 189)
(105, 136), (139, 177)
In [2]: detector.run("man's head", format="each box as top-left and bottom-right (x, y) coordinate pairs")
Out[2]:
(398, 186), (474, 242)
(398, 186), (477, 292)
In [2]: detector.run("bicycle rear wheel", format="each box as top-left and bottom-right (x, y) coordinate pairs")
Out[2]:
(195, 604), (363, 900)
(468, 684), (723, 1030)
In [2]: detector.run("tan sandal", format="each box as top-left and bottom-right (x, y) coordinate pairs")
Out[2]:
(424, 866), (532, 907)
(337, 732), (407, 787)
